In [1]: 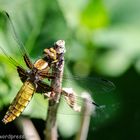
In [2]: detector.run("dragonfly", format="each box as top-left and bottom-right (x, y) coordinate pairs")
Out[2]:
(0, 12), (68, 124)
(0, 11), (115, 124)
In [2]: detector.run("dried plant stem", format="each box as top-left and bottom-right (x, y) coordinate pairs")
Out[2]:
(44, 102), (58, 140)
(75, 93), (94, 140)
(44, 40), (65, 140)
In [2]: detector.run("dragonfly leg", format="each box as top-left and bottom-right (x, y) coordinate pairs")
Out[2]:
(38, 70), (55, 80)
(61, 88), (81, 112)
(51, 59), (58, 64)
(44, 92), (52, 98)
(17, 66), (28, 83)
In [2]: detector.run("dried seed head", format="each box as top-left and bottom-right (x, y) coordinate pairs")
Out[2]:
(54, 40), (66, 54)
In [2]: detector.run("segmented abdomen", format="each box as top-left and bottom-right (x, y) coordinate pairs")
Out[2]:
(2, 81), (35, 124)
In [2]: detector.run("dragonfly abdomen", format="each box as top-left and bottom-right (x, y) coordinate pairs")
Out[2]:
(2, 81), (35, 124)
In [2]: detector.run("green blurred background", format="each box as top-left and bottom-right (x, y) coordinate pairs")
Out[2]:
(0, 0), (140, 140)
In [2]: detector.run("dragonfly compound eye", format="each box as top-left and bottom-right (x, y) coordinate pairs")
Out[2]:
(43, 48), (57, 60)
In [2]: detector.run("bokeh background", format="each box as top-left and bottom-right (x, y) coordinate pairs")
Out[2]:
(0, 0), (140, 140)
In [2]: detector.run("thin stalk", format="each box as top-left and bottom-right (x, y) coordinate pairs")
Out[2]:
(44, 40), (65, 140)
(75, 92), (95, 140)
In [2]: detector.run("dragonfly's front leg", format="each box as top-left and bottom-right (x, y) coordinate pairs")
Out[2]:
(61, 88), (81, 112)
(38, 71), (55, 80)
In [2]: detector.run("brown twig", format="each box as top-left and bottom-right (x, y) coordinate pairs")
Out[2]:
(44, 40), (65, 140)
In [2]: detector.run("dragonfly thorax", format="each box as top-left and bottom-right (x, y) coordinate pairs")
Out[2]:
(27, 69), (40, 83)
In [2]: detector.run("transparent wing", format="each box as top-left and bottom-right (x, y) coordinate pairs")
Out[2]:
(0, 11), (33, 69)
(58, 94), (97, 116)
(47, 70), (116, 96)
(31, 92), (120, 122)
(31, 92), (96, 117)
(62, 74), (115, 94)
(1, 11), (28, 57)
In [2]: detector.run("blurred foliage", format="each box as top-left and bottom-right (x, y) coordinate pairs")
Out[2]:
(0, 0), (140, 140)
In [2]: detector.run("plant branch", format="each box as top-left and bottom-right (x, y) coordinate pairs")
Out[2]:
(44, 40), (65, 140)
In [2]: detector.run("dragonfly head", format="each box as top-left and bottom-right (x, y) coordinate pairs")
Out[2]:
(43, 40), (66, 62)
(43, 48), (57, 61)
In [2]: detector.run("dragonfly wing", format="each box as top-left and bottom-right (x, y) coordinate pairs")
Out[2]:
(79, 77), (115, 94)
(36, 80), (53, 93)
(1, 11), (34, 69)
(62, 74), (116, 94)
(17, 66), (28, 83)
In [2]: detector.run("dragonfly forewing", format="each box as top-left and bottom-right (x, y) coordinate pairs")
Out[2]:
(61, 74), (116, 95)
